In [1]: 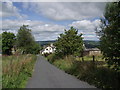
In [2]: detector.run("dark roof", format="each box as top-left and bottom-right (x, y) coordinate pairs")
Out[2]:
(84, 48), (100, 51)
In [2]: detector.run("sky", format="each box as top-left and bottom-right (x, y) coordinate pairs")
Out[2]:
(0, 1), (106, 41)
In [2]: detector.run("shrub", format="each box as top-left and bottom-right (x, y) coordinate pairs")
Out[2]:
(71, 62), (119, 89)
(47, 53), (59, 63)
(2, 32), (16, 55)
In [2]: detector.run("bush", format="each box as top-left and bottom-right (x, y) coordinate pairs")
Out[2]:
(47, 53), (59, 63)
(25, 43), (41, 54)
(93, 67), (120, 89)
(2, 32), (16, 55)
(70, 62), (119, 89)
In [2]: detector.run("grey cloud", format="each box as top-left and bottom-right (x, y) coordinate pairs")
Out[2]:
(23, 2), (106, 21)
(70, 19), (101, 40)
(1, 19), (65, 41)
(1, 2), (27, 19)
(1, 18), (101, 41)
(69, 19), (101, 30)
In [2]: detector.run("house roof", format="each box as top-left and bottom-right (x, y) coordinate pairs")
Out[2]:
(84, 48), (100, 51)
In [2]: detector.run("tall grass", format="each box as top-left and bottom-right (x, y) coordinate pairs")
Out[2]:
(2, 54), (37, 88)
(47, 54), (120, 89)
(53, 55), (74, 71)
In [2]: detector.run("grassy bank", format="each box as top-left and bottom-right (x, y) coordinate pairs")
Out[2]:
(47, 54), (120, 89)
(2, 54), (37, 88)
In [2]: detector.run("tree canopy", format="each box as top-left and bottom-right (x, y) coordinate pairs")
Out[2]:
(54, 26), (83, 57)
(16, 25), (41, 54)
(16, 25), (34, 48)
(0, 34), (2, 54)
(98, 2), (120, 70)
(2, 32), (16, 55)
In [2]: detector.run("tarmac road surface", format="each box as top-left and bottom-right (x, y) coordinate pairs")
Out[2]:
(26, 55), (96, 88)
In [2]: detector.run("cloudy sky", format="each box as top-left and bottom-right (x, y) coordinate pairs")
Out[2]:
(1, 1), (106, 41)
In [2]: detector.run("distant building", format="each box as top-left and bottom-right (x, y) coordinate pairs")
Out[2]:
(41, 43), (56, 55)
(83, 48), (101, 56)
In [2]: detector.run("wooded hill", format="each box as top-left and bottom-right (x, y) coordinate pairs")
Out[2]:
(36, 40), (100, 48)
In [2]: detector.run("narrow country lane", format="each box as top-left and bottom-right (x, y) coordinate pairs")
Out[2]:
(26, 55), (97, 88)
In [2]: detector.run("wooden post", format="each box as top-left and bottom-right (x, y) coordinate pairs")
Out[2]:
(93, 55), (95, 62)
(82, 57), (84, 62)
(81, 51), (84, 62)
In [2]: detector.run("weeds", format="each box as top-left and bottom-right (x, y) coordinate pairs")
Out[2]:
(47, 54), (120, 89)
(2, 54), (37, 88)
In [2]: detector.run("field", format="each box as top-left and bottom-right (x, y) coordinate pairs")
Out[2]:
(2, 54), (37, 88)
(76, 55), (104, 61)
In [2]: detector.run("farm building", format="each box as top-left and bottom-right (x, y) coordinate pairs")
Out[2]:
(83, 48), (101, 56)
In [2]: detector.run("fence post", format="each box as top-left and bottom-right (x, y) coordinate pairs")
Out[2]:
(81, 51), (84, 62)
(93, 55), (95, 62)
(82, 57), (84, 62)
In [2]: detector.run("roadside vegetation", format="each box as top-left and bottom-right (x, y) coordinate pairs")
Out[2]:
(47, 54), (119, 89)
(46, 2), (120, 89)
(2, 25), (41, 88)
(2, 54), (37, 88)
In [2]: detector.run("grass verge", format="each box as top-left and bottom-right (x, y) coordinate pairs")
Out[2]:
(2, 54), (37, 88)
(47, 54), (120, 89)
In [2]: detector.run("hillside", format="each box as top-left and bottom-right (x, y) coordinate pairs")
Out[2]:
(84, 40), (100, 48)
(36, 40), (100, 48)
(36, 40), (56, 46)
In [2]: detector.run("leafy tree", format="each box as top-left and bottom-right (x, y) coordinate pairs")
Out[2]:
(98, 2), (120, 70)
(16, 25), (40, 54)
(16, 25), (34, 48)
(54, 26), (83, 57)
(25, 42), (41, 54)
(0, 34), (2, 54)
(2, 32), (16, 55)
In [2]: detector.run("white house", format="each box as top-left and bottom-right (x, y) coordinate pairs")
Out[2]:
(41, 43), (56, 55)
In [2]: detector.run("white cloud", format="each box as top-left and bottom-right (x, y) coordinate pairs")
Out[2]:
(1, 19), (65, 41)
(1, 19), (101, 41)
(69, 19), (101, 30)
(1, 2), (27, 19)
(69, 19), (101, 40)
(23, 2), (106, 21)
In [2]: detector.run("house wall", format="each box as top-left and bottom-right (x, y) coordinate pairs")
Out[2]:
(83, 51), (89, 56)
(42, 46), (55, 55)
(89, 50), (101, 56)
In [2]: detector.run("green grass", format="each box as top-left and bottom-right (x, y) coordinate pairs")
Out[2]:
(53, 57), (73, 71)
(2, 54), (37, 88)
(0, 56), (2, 89)
(47, 54), (120, 89)
(76, 55), (104, 61)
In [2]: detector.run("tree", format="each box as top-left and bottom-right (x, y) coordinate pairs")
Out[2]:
(25, 42), (41, 54)
(0, 34), (2, 54)
(2, 32), (16, 55)
(16, 25), (40, 54)
(98, 2), (120, 70)
(54, 26), (83, 57)
(16, 25), (34, 48)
